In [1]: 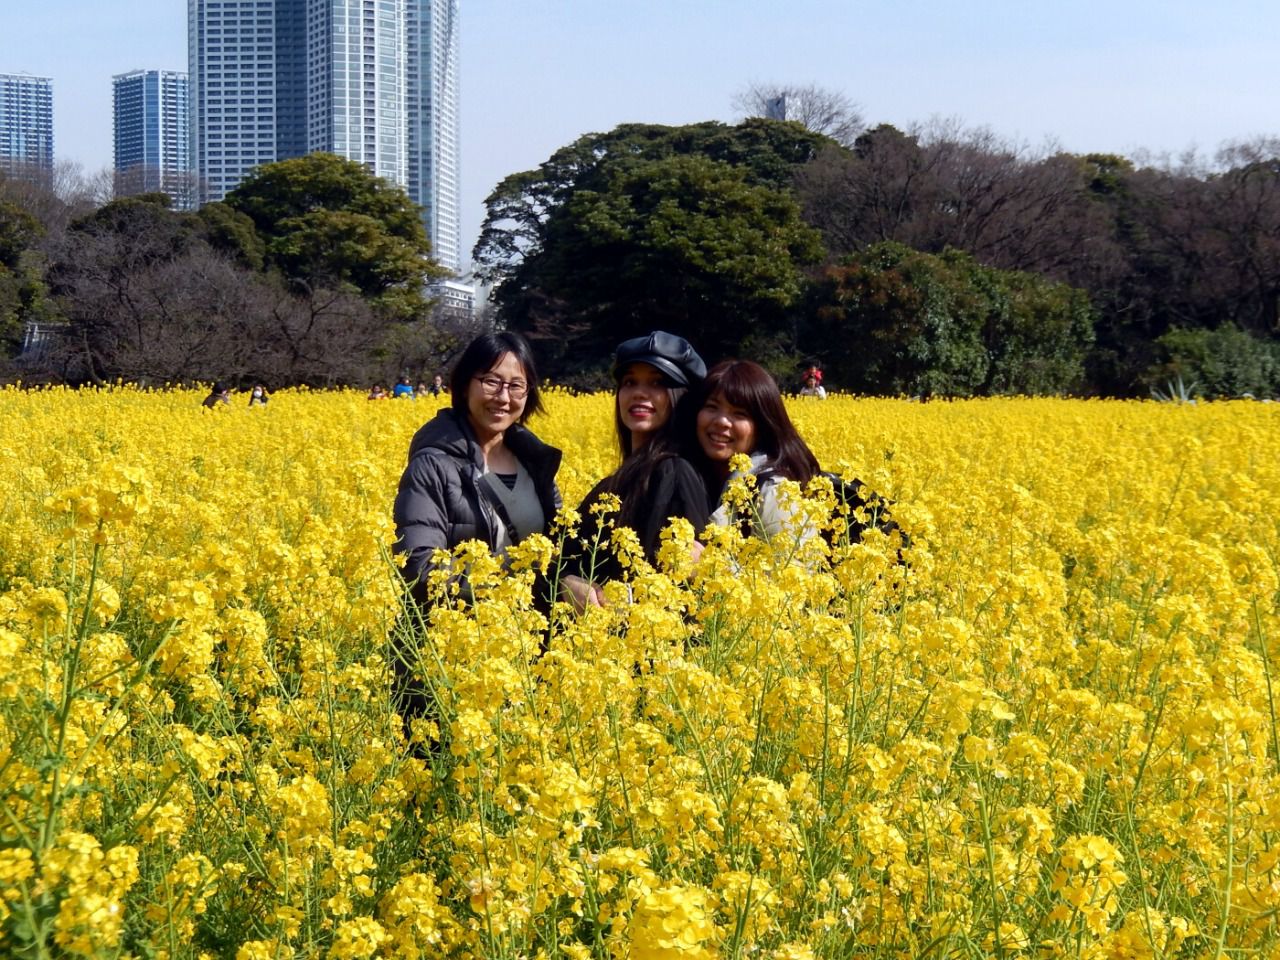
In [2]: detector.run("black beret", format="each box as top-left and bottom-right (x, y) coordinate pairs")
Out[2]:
(612, 331), (706, 387)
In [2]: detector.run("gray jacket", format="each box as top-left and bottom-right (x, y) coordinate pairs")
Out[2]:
(393, 407), (562, 601)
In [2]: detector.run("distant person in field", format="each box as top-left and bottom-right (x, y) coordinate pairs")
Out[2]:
(393, 375), (415, 399)
(683, 359), (822, 543)
(559, 331), (711, 610)
(202, 381), (231, 409)
(429, 374), (446, 396)
(367, 383), (388, 400)
(798, 366), (826, 398)
(248, 383), (269, 406)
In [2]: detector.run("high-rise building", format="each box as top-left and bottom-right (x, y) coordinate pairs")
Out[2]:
(113, 70), (193, 207)
(0, 73), (53, 180)
(189, 0), (305, 204)
(406, 0), (461, 272)
(307, 0), (408, 186)
(188, 0), (461, 272)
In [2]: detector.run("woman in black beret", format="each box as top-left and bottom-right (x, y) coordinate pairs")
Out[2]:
(559, 331), (711, 609)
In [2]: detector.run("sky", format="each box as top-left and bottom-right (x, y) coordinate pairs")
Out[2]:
(3, 0), (1278, 269)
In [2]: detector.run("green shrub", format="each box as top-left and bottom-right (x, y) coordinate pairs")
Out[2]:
(1146, 325), (1280, 398)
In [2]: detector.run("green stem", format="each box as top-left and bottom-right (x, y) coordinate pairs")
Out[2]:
(1251, 598), (1279, 765)
(1210, 775), (1234, 960)
(40, 536), (102, 852)
(975, 770), (1004, 959)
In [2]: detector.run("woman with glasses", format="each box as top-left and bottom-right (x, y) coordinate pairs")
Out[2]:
(393, 331), (562, 605)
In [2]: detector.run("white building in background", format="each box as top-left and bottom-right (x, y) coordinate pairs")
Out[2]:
(112, 70), (193, 207)
(0, 73), (53, 179)
(188, 0), (301, 203)
(188, 0), (461, 272)
(431, 277), (473, 322)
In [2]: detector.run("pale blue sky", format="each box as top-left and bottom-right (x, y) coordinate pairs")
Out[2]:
(3, 1), (1277, 267)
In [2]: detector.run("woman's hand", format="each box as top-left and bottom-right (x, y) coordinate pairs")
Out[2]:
(689, 539), (705, 564)
(560, 574), (604, 613)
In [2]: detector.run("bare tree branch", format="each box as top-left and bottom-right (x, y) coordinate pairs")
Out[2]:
(733, 81), (865, 147)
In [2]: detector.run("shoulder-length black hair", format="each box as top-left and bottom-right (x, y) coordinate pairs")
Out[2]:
(682, 359), (821, 484)
(449, 331), (544, 422)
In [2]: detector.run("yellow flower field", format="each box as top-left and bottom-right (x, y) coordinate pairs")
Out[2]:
(0, 385), (1277, 959)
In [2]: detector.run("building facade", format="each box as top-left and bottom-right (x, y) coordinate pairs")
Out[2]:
(113, 70), (193, 207)
(431, 277), (473, 323)
(188, 0), (308, 204)
(0, 73), (53, 180)
(188, 0), (460, 271)
(307, 0), (408, 186)
(406, 0), (461, 272)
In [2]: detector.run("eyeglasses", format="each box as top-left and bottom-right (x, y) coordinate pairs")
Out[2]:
(473, 375), (528, 400)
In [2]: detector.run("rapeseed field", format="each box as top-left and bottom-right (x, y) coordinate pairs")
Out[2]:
(0, 385), (1277, 959)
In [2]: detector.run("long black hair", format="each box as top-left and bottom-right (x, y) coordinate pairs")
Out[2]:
(682, 359), (821, 486)
(604, 371), (691, 533)
(449, 331), (544, 422)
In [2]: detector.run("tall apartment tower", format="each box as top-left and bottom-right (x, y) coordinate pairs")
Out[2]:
(112, 70), (193, 207)
(0, 73), (54, 180)
(307, 0), (408, 186)
(188, 0), (308, 203)
(188, 0), (461, 272)
(407, 0), (461, 273)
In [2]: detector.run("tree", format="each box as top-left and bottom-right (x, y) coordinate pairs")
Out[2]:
(113, 165), (200, 212)
(1147, 325), (1280, 398)
(974, 260), (1095, 395)
(195, 201), (266, 271)
(1195, 141), (1280, 336)
(0, 200), (57, 357)
(224, 153), (443, 319)
(475, 120), (831, 283)
(733, 82), (865, 148)
(474, 121), (829, 381)
(45, 195), (393, 386)
(376, 305), (493, 386)
(1062, 145), (1280, 392)
(809, 242), (1094, 396)
(47, 196), (244, 382)
(493, 153), (822, 382)
(795, 121), (1104, 277)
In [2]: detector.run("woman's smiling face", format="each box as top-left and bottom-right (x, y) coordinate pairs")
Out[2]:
(696, 391), (756, 465)
(465, 351), (528, 442)
(617, 362), (672, 447)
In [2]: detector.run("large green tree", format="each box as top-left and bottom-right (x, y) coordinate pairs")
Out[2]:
(475, 120), (830, 380)
(0, 200), (56, 357)
(225, 153), (442, 319)
(810, 242), (1094, 396)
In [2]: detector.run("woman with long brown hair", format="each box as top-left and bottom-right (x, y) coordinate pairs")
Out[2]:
(681, 359), (821, 540)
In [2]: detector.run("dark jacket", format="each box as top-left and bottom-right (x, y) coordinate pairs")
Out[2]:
(393, 407), (562, 602)
(563, 455), (709, 584)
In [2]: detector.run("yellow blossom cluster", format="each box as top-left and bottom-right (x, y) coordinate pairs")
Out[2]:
(0, 384), (1277, 959)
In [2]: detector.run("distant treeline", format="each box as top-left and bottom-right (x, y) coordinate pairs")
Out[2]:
(476, 118), (1280, 397)
(0, 154), (476, 388)
(5, 115), (1280, 397)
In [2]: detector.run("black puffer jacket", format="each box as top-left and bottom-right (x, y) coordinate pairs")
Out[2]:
(393, 407), (562, 601)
